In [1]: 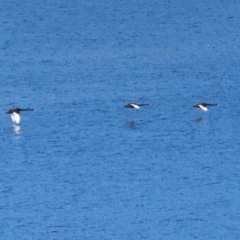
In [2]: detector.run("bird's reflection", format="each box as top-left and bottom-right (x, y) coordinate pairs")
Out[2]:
(195, 117), (203, 122)
(125, 121), (138, 129)
(12, 125), (21, 134)
(195, 117), (208, 123)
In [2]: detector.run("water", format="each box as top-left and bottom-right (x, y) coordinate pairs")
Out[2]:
(1, 0), (240, 239)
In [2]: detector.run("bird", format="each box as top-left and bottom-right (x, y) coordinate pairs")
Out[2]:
(124, 103), (151, 109)
(193, 103), (218, 111)
(6, 108), (34, 124)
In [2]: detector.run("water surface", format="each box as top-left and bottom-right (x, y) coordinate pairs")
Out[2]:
(1, 0), (240, 239)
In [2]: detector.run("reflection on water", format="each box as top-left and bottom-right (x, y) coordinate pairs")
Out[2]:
(195, 117), (208, 123)
(195, 117), (204, 122)
(12, 125), (21, 134)
(125, 121), (138, 129)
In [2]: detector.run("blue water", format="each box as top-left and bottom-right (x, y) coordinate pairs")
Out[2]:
(1, 0), (240, 239)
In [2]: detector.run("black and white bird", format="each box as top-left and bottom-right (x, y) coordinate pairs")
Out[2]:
(124, 103), (151, 109)
(6, 108), (34, 124)
(193, 103), (218, 111)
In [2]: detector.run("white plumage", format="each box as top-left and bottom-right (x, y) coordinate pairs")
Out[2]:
(129, 103), (140, 109)
(11, 112), (21, 124)
(6, 108), (34, 124)
(198, 104), (208, 111)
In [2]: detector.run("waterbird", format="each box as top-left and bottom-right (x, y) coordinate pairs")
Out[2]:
(193, 103), (218, 111)
(124, 103), (151, 109)
(6, 108), (34, 124)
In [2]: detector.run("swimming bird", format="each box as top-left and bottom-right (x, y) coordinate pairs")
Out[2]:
(193, 103), (218, 111)
(124, 103), (151, 109)
(6, 108), (34, 124)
